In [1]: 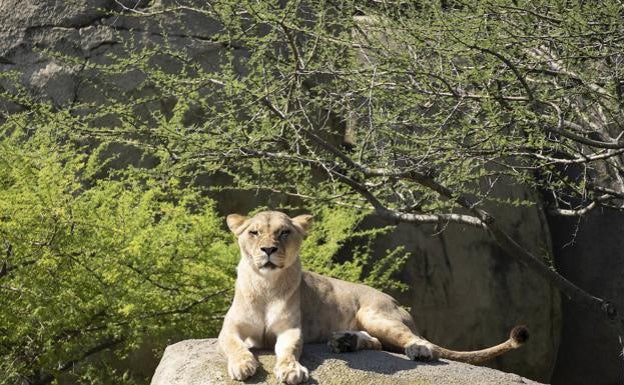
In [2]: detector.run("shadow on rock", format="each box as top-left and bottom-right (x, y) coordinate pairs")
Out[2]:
(302, 346), (448, 376)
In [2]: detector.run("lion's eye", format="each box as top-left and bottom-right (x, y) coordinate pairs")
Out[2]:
(279, 229), (290, 238)
(249, 230), (258, 236)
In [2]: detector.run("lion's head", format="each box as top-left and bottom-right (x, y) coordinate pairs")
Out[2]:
(226, 211), (313, 273)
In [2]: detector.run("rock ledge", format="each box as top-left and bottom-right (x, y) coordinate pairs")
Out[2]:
(150, 339), (545, 385)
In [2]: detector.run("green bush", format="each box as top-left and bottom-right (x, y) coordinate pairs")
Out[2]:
(0, 116), (238, 384)
(0, 114), (405, 384)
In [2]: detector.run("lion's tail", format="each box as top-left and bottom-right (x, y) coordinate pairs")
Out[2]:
(431, 325), (529, 364)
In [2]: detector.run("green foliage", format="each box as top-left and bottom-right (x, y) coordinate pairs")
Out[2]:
(2, 0), (623, 383)
(42, 0), (622, 219)
(300, 206), (408, 291)
(0, 119), (239, 384)
(0, 109), (404, 384)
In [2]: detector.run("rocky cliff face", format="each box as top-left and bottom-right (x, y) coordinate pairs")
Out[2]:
(549, 211), (624, 385)
(369, 182), (561, 382)
(150, 339), (546, 385)
(0, 0), (240, 113)
(0, 1), (563, 383)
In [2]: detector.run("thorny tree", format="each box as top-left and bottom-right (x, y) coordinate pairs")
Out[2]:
(55, 0), (624, 348)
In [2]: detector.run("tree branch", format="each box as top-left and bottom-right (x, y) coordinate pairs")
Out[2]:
(30, 337), (124, 385)
(264, 112), (624, 334)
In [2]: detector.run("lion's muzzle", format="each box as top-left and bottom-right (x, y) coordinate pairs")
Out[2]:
(261, 261), (279, 270)
(260, 246), (278, 256)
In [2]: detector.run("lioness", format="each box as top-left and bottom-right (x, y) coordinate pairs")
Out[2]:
(219, 211), (528, 384)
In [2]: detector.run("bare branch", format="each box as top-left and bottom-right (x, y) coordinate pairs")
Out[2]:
(376, 208), (486, 228)
(549, 194), (611, 216)
(544, 124), (624, 150)
(511, 148), (624, 165)
(527, 47), (615, 99)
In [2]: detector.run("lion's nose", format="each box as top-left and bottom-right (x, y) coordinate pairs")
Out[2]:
(261, 246), (278, 256)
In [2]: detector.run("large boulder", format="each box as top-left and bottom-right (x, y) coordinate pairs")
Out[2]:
(150, 339), (545, 385)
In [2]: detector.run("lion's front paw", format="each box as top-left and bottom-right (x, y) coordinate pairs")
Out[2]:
(275, 359), (309, 384)
(227, 351), (258, 381)
(405, 343), (436, 361)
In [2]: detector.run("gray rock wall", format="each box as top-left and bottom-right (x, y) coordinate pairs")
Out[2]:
(367, 180), (560, 382)
(0, 0), (239, 113)
(549, 210), (624, 385)
(1, 1), (561, 383)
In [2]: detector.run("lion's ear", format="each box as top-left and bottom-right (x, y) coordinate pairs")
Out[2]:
(292, 214), (314, 235)
(226, 214), (247, 235)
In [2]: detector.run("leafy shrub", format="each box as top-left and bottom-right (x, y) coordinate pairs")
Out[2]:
(0, 113), (404, 384)
(0, 116), (239, 384)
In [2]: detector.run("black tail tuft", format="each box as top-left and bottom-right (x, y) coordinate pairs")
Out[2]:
(510, 325), (529, 345)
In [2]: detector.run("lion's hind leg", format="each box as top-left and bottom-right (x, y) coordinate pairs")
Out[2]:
(328, 330), (382, 353)
(356, 306), (438, 361)
(357, 306), (530, 364)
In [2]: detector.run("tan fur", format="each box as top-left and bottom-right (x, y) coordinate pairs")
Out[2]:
(218, 211), (528, 384)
